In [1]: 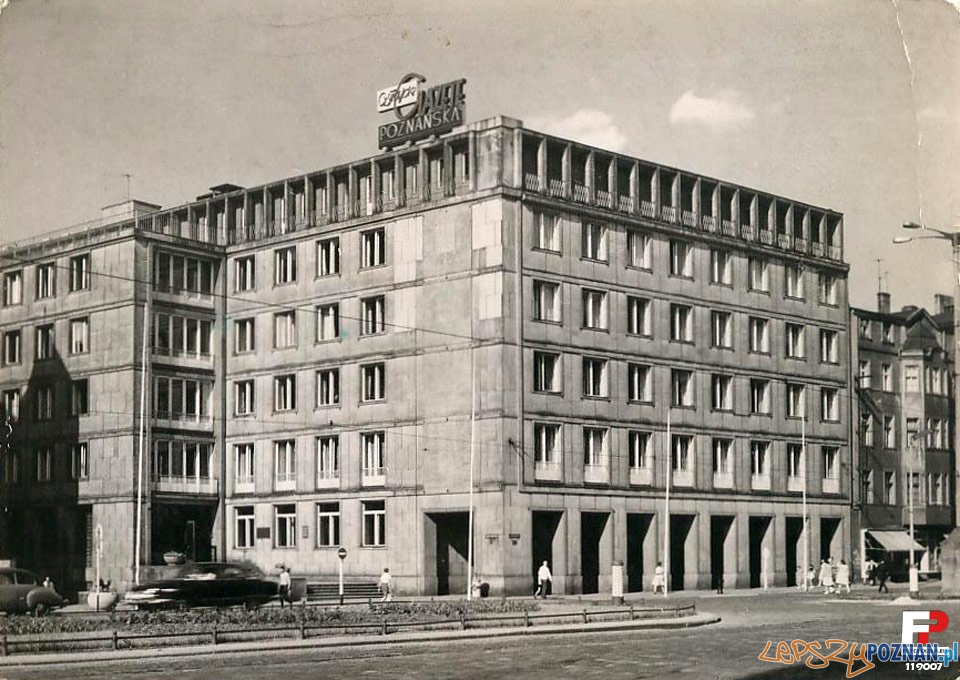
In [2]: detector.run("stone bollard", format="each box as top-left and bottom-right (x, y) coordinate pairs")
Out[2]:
(611, 560), (624, 605)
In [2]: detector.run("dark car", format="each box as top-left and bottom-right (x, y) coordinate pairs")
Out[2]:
(0, 568), (63, 616)
(124, 562), (278, 610)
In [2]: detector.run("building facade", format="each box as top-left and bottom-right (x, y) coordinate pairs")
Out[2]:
(852, 293), (955, 574)
(0, 115), (850, 596)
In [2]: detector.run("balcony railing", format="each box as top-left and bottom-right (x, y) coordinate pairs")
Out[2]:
(793, 237), (808, 253)
(595, 190), (613, 209)
(702, 215), (717, 233)
(547, 178), (565, 198)
(758, 230), (774, 245)
(827, 244), (841, 260)
(777, 234), (790, 248)
(534, 461), (562, 482)
(712, 471), (733, 489)
(618, 195), (634, 212)
(152, 346), (213, 361)
(153, 475), (218, 495)
(572, 183), (590, 203)
(822, 477), (839, 494)
(681, 210), (697, 228)
(640, 201), (656, 219)
(152, 412), (213, 426)
(583, 463), (609, 484)
(740, 226), (755, 240)
(629, 467), (653, 486)
(811, 243), (824, 257)
(524, 173), (542, 192)
(751, 474), (772, 491)
(661, 206), (677, 223)
(721, 220), (737, 237)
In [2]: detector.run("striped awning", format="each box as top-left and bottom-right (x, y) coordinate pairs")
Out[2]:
(867, 530), (924, 552)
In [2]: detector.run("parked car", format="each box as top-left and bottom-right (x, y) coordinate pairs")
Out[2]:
(0, 568), (63, 616)
(124, 562), (278, 610)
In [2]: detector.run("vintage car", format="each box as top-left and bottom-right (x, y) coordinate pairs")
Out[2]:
(124, 562), (278, 610)
(0, 568), (63, 616)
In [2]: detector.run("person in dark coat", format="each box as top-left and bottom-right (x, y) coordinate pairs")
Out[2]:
(876, 559), (889, 594)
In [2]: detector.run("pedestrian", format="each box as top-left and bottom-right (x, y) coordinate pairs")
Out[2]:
(836, 559), (851, 594)
(278, 565), (291, 607)
(876, 559), (889, 594)
(379, 568), (393, 602)
(652, 561), (666, 595)
(42, 576), (55, 592)
(716, 573), (724, 595)
(865, 558), (877, 586)
(536, 560), (552, 599)
(795, 565), (805, 591)
(818, 559), (834, 594)
(806, 564), (816, 590)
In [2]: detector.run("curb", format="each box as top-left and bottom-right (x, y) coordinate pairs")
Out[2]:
(0, 613), (721, 668)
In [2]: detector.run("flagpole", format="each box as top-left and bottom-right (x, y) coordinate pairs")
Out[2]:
(802, 414), (808, 592)
(663, 410), (671, 596)
(466, 345), (476, 600)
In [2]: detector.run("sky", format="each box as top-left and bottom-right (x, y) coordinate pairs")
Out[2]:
(0, 0), (957, 311)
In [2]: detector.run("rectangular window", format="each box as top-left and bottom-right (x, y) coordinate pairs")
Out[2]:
(361, 228), (386, 268)
(784, 265), (804, 299)
(533, 423), (561, 464)
(748, 317), (769, 353)
(582, 289), (608, 330)
(863, 416), (875, 447)
(362, 500), (386, 546)
(627, 363), (653, 403)
(535, 212), (560, 252)
(786, 443), (804, 479)
(316, 368), (340, 406)
(533, 352), (561, 393)
(860, 470), (874, 504)
(273, 311), (297, 348)
(2, 389), (21, 423)
(710, 249), (732, 285)
(317, 238), (340, 276)
(881, 364), (893, 391)
(235, 318), (255, 354)
(71, 442), (89, 480)
(361, 431), (386, 482)
(316, 303), (340, 342)
(748, 258), (769, 292)
(671, 434), (693, 472)
(627, 297), (652, 336)
(883, 415), (895, 448)
(821, 387), (839, 422)
(713, 438), (732, 474)
(627, 231), (651, 269)
(822, 447), (839, 479)
(235, 507), (255, 549)
(581, 357), (608, 398)
(582, 223), (608, 261)
(2, 452), (19, 485)
(819, 329), (838, 363)
(711, 374), (732, 411)
(857, 361), (871, 388)
(360, 296), (386, 335)
(859, 318), (872, 339)
(274, 375), (297, 411)
(235, 443), (255, 488)
(273, 440), (296, 487)
(786, 383), (806, 418)
(35, 385), (54, 421)
(235, 256), (255, 292)
(785, 323), (805, 359)
(883, 471), (897, 504)
(274, 247), (297, 285)
(361, 363), (386, 402)
(882, 322), (894, 343)
(818, 272), (838, 305)
(629, 431), (651, 470)
(750, 441), (770, 476)
(70, 379), (89, 416)
(235, 380), (255, 416)
(670, 304), (693, 343)
(671, 369), (694, 407)
(533, 281), (561, 323)
(69, 254), (91, 292)
(274, 504), (297, 548)
(316, 436), (340, 484)
(36, 263), (55, 299)
(669, 241), (692, 278)
(317, 502), (340, 547)
(710, 311), (732, 348)
(36, 324), (54, 360)
(582, 427), (608, 467)
(904, 365), (920, 392)
(2, 330), (20, 365)
(3, 270), (23, 306)
(750, 378), (771, 414)
(35, 447), (53, 482)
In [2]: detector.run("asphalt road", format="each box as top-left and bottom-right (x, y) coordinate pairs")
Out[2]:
(4, 593), (960, 680)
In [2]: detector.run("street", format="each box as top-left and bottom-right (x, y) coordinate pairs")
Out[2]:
(5, 592), (960, 680)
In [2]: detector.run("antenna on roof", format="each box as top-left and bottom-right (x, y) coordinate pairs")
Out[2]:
(875, 258), (884, 294)
(123, 173), (133, 202)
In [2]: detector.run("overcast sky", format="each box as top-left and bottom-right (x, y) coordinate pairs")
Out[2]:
(1, 0), (957, 311)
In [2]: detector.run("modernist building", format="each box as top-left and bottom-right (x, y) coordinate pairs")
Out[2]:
(0, 114), (850, 596)
(852, 293), (955, 573)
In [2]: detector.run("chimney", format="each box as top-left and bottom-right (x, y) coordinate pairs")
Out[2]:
(877, 292), (891, 314)
(935, 294), (954, 316)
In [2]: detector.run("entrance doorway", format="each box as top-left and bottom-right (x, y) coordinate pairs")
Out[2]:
(580, 512), (609, 594)
(821, 517), (841, 562)
(427, 512), (470, 596)
(749, 516), (773, 588)
(710, 516), (734, 591)
(626, 514), (652, 592)
(532, 511), (563, 595)
(785, 517), (804, 587)
(669, 515), (695, 591)
(151, 503), (216, 565)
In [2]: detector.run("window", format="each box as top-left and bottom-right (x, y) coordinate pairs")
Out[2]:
(361, 431), (386, 481)
(317, 502), (340, 547)
(627, 297), (652, 336)
(582, 289), (608, 330)
(786, 383), (806, 418)
(819, 329), (838, 363)
(629, 431), (651, 471)
(35, 447), (53, 482)
(884, 471), (896, 504)
(784, 265), (804, 299)
(361, 363), (386, 402)
(710, 311), (732, 348)
(362, 500), (386, 546)
(582, 357), (608, 398)
(535, 212), (560, 252)
(36, 263), (55, 299)
(627, 231), (651, 269)
(821, 387), (839, 421)
(904, 366), (920, 392)
(317, 238), (340, 276)
(533, 281), (561, 323)
(748, 258), (769, 292)
(822, 447), (839, 479)
(883, 415), (895, 449)
(749, 378), (771, 414)
(785, 323), (805, 359)
(750, 441), (770, 476)
(70, 379), (88, 416)
(669, 240), (692, 278)
(235, 443), (255, 488)
(69, 254), (91, 292)
(361, 228), (386, 268)
(533, 352), (561, 393)
(787, 443), (804, 479)
(712, 438), (732, 474)
(36, 324), (54, 360)
(2, 389), (21, 423)
(748, 317), (769, 353)
(3, 270), (22, 306)
(858, 318), (872, 340)
(274, 374), (297, 412)
(361, 296), (386, 335)
(882, 322), (894, 343)
(711, 374), (732, 411)
(818, 272), (838, 305)
(235, 318), (255, 354)
(273, 440), (296, 486)
(710, 249), (732, 285)
(857, 360), (871, 388)
(274, 504), (297, 548)
(861, 470), (874, 504)
(582, 223), (608, 261)
(2, 452), (18, 485)
(316, 436), (340, 484)
(2, 330), (20, 365)
(153, 377), (209, 419)
(863, 416), (874, 447)
(671, 369), (694, 407)
(316, 303), (340, 342)
(35, 385), (53, 421)
(273, 312), (297, 348)
(71, 442), (89, 480)
(881, 364), (893, 391)
(235, 256), (255, 292)
(316, 369), (340, 406)
(235, 380), (255, 416)
(627, 363), (653, 403)
(274, 247), (297, 285)
(670, 304), (693, 343)
(582, 427), (608, 467)
(671, 435), (693, 472)
(533, 423), (561, 465)
(235, 507), (255, 549)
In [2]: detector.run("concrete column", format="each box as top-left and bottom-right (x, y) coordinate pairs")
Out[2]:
(325, 171), (335, 219)
(712, 183), (720, 219)
(348, 167), (357, 218)
(536, 137), (547, 189)
(585, 150), (595, 203)
(242, 191), (250, 237)
(723, 516), (738, 590)
(761, 517), (776, 589)
(643, 512), (659, 591)
(553, 510), (569, 595)
(305, 175), (314, 219)
(692, 177), (701, 217)
(566, 508), (582, 594)
(598, 511), (615, 594)
(609, 157), (619, 207)
(697, 511), (711, 589)
(443, 142), (453, 195)
(467, 131), (477, 191)
(262, 187), (270, 226)
(394, 154), (404, 205)
(773, 512), (787, 587)
(736, 511), (750, 588)
(510, 128), (521, 189)
(731, 188), (740, 226)
(371, 160), (381, 211)
(629, 162), (639, 215)
(283, 180), (290, 230)
(652, 167), (661, 214)
(684, 514), (701, 590)
(418, 147), (428, 201)
(561, 144), (572, 199)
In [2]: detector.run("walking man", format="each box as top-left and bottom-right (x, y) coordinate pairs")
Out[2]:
(379, 568), (393, 602)
(278, 565), (291, 607)
(536, 560), (552, 599)
(652, 561), (666, 595)
(836, 559), (851, 594)
(876, 559), (889, 594)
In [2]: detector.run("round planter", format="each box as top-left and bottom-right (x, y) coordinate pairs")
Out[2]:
(87, 591), (119, 611)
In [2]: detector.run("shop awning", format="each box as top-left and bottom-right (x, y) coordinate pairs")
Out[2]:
(866, 530), (924, 552)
